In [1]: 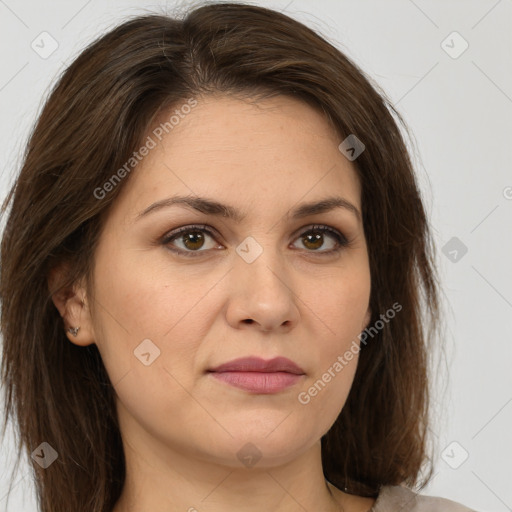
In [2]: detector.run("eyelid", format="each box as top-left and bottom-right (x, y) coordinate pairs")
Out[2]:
(160, 224), (221, 258)
(161, 223), (350, 257)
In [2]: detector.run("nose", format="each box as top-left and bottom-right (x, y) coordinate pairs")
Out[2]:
(224, 246), (300, 333)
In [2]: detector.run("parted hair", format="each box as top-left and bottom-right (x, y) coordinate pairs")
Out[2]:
(1, 2), (440, 511)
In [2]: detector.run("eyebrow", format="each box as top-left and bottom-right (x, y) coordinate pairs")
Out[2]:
(135, 195), (361, 223)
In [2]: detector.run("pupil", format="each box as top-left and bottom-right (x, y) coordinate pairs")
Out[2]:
(184, 232), (204, 250)
(304, 232), (322, 250)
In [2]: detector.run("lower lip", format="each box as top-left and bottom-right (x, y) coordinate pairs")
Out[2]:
(210, 371), (304, 393)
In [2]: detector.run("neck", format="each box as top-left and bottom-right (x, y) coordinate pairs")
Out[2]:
(111, 433), (374, 512)
(111, 402), (375, 512)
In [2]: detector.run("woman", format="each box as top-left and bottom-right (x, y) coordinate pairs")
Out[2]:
(0, 2), (476, 511)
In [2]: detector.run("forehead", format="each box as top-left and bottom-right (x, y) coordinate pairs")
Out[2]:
(109, 94), (362, 223)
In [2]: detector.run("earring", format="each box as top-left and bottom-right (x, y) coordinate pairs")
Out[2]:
(68, 326), (80, 337)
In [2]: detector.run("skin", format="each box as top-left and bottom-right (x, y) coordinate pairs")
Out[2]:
(51, 94), (375, 512)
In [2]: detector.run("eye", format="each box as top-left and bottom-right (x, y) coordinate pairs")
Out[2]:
(161, 223), (349, 258)
(162, 224), (221, 257)
(291, 225), (349, 254)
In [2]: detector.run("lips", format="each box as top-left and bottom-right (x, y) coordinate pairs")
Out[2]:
(209, 356), (305, 374)
(207, 356), (305, 394)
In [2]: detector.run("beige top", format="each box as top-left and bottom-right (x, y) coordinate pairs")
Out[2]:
(370, 485), (477, 511)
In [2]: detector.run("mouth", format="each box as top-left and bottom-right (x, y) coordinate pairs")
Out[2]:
(207, 356), (306, 394)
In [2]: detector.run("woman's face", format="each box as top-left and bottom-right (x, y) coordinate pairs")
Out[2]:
(83, 94), (371, 468)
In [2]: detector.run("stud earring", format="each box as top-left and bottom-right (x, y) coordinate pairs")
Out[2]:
(68, 326), (80, 337)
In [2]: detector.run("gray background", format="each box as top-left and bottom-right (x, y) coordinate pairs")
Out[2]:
(1, 1), (511, 511)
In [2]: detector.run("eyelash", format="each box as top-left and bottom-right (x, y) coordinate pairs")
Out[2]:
(161, 223), (350, 258)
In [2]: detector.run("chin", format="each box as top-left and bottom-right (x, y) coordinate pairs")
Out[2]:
(196, 426), (319, 469)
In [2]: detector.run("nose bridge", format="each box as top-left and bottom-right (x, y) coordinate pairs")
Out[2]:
(234, 235), (289, 292)
(227, 235), (299, 329)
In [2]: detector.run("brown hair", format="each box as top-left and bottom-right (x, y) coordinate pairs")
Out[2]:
(0, 2), (440, 511)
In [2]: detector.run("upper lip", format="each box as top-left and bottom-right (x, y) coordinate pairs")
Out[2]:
(208, 356), (305, 375)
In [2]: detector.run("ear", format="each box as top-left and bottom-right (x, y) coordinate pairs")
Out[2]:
(48, 263), (96, 347)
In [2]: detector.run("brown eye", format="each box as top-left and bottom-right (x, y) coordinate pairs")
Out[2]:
(162, 224), (349, 258)
(181, 230), (206, 250)
(292, 225), (348, 253)
(301, 232), (324, 250)
(162, 225), (221, 257)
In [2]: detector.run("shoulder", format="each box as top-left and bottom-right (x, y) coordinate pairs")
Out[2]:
(372, 485), (478, 512)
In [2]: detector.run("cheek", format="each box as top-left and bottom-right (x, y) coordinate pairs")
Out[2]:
(92, 241), (211, 345)
(310, 266), (370, 344)
(295, 265), (369, 421)
(90, 251), (212, 444)
(90, 246), (230, 431)
(296, 329), (361, 439)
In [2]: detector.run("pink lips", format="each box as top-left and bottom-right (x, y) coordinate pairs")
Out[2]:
(208, 356), (305, 394)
